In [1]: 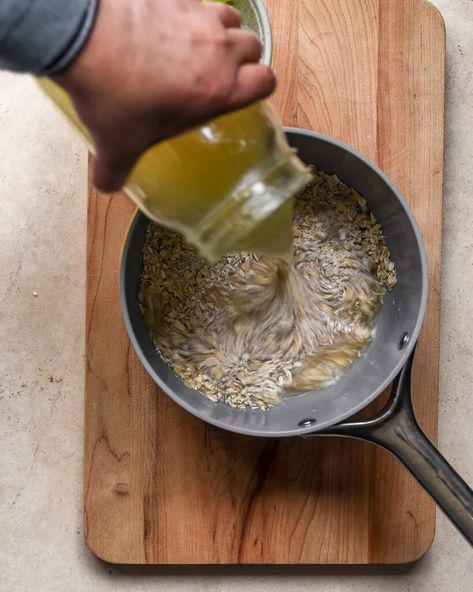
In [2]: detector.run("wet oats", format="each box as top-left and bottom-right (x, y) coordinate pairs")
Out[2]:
(140, 168), (396, 409)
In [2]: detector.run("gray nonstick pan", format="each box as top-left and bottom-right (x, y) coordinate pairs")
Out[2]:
(121, 129), (473, 544)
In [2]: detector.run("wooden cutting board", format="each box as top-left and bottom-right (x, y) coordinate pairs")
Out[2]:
(85, 0), (445, 564)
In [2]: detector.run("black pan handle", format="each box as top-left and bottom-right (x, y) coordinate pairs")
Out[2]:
(317, 349), (473, 546)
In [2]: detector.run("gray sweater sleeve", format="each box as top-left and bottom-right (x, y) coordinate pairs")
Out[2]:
(0, 0), (99, 74)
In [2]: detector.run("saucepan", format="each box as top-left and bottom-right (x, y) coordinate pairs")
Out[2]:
(120, 129), (473, 545)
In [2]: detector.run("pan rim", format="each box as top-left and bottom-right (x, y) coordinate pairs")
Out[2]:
(120, 128), (428, 438)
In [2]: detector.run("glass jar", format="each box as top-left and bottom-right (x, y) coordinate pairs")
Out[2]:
(38, 78), (311, 262)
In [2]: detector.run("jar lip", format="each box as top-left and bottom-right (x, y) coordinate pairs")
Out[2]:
(188, 153), (313, 263)
(247, 0), (273, 66)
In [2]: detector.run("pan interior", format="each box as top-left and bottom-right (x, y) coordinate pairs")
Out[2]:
(121, 129), (427, 437)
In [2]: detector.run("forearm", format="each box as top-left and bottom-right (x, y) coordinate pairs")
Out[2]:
(0, 0), (98, 74)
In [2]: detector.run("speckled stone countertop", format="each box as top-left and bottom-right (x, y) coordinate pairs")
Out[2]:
(0, 1), (472, 590)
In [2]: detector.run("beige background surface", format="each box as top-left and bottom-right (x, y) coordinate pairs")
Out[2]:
(0, 0), (472, 589)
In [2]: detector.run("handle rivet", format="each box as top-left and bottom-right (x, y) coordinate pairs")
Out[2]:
(298, 418), (317, 427)
(399, 333), (409, 350)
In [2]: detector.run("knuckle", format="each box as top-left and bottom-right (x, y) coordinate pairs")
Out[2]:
(213, 31), (232, 50)
(193, 63), (233, 106)
(191, 28), (231, 51)
(205, 77), (233, 106)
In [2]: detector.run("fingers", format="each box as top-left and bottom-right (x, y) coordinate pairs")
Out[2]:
(230, 63), (276, 109)
(228, 29), (262, 64)
(205, 2), (241, 28)
(205, 3), (261, 65)
(93, 151), (134, 192)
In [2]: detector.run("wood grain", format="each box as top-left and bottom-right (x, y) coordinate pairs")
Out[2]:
(85, 0), (445, 564)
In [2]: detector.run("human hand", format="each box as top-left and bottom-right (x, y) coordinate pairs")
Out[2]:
(53, 0), (276, 191)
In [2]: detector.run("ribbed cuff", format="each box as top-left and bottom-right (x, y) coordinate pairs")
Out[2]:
(0, 0), (99, 75)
